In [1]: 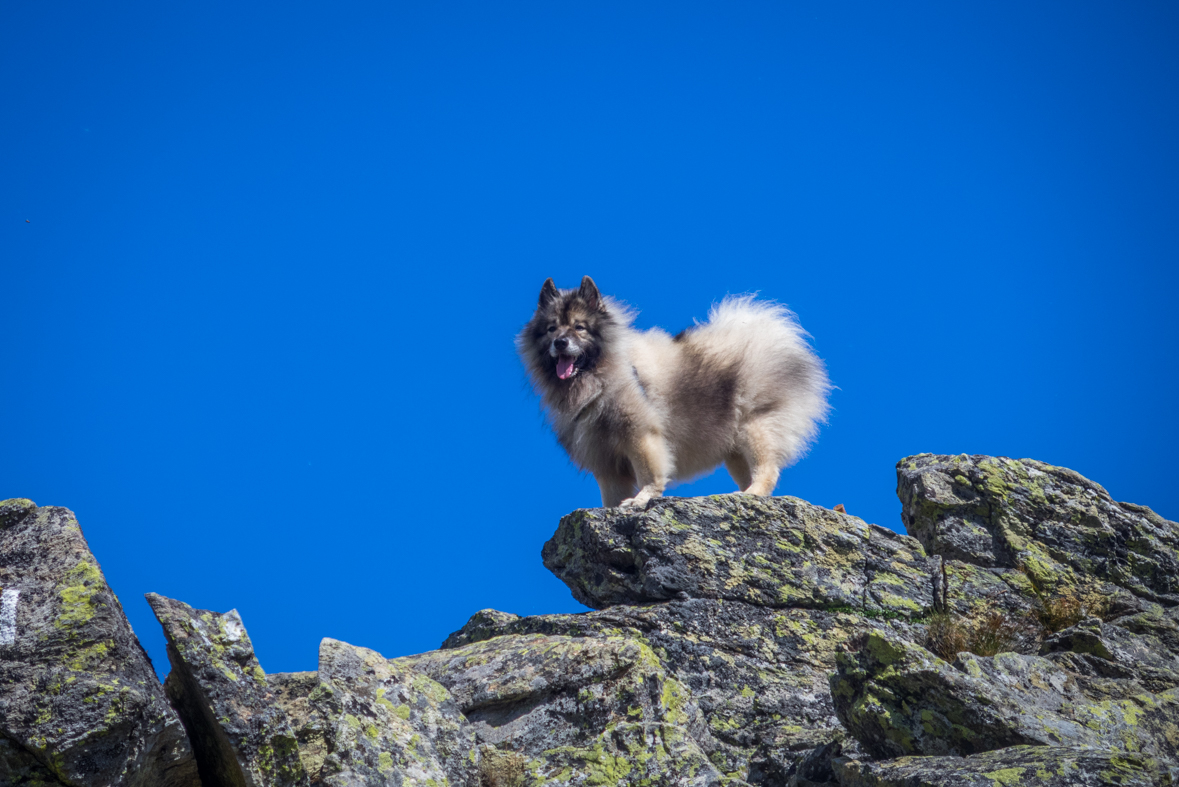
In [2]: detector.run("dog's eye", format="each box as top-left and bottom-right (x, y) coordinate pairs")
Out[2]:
(575, 324), (587, 331)
(547, 326), (556, 333)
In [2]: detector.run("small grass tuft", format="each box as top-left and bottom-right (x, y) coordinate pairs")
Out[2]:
(924, 608), (1043, 660)
(1034, 586), (1111, 633)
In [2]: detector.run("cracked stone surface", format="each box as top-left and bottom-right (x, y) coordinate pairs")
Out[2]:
(147, 592), (307, 787)
(0, 499), (198, 787)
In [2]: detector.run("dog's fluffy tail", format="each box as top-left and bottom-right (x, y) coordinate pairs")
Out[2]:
(695, 296), (831, 465)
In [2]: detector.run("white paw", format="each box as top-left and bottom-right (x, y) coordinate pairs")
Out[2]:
(619, 492), (655, 510)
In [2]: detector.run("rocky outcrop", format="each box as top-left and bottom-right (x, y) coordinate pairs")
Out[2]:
(898, 453), (1179, 606)
(4, 453), (1179, 786)
(401, 630), (720, 786)
(147, 593), (307, 787)
(276, 639), (478, 787)
(542, 495), (932, 617)
(830, 629), (1178, 761)
(436, 599), (890, 780)
(0, 498), (199, 787)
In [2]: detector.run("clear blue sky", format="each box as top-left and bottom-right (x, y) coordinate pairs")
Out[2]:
(4, 1), (1177, 677)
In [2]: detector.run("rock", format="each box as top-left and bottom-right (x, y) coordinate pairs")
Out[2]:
(318, 638), (479, 786)
(897, 454), (1179, 605)
(6, 453), (1178, 786)
(542, 495), (931, 618)
(146, 593), (307, 787)
(274, 638), (479, 787)
(834, 745), (1172, 787)
(0, 499), (199, 787)
(401, 629), (727, 786)
(439, 601), (899, 782)
(266, 672), (328, 779)
(831, 629), (1179, 765)
(1042, 615), (1179, 692)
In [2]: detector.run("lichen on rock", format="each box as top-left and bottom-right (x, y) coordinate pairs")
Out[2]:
(542, 494), (932, 618)
(401, 631), (723, 786)
(147, 592), (307, 786)
(0, 500), (198, 787)
(7, 452), (1179, 786)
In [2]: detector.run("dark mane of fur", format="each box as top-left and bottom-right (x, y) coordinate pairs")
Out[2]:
(516, 287), (633, 415)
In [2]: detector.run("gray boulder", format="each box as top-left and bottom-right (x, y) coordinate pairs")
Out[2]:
(897, 454), (1179, 605)
(401, 630), (725, 787)
(272, 638), (479, 787)
(0, 499), (198, 787)
(831, 629), (1178, 765)
(542, 495), (932, 618)
(1042, 614), (1179, 692)
(147, 593), (307, 787)
(437, 601), (896, 782)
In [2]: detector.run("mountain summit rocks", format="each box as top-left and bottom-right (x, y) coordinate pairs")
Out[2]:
(0, 499), (198, 787)
(1, 453), (1177, 786)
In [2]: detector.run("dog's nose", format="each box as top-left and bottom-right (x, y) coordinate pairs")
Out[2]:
(554, 337), (569, 351)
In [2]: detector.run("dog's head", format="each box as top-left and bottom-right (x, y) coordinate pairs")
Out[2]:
(519, 276), (613, 383)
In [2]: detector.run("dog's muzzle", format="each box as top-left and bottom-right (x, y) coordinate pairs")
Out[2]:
(551, 339), (581, 380)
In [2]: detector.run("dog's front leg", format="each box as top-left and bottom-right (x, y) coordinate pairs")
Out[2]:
(597, 475), (637, 509)
(619, 432), (671, 510)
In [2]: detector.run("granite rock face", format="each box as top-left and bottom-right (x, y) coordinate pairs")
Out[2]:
(0, 499), (198, 787)
(147, 593), (307, 787)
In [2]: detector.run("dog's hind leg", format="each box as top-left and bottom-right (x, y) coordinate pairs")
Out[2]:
(620, 432), (672, 510)
(725, 453), (753, 492)
(597, 475), (637, 508)
(735, 419), (785, 497)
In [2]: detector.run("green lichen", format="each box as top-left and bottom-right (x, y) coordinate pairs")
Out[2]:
(55, 561), (104, 629)
(66, 640), (111, 671)
(985, 766), (1026, 786)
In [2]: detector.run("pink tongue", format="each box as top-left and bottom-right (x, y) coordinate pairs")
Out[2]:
(556, 355), (576, 380)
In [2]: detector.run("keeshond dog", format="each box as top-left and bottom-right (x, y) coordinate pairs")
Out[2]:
(518, 277), (830, 509)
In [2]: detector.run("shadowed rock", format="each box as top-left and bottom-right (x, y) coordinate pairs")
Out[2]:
(0, 499), (198, 787)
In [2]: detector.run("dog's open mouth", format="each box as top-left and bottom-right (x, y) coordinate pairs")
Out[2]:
(556, 354), (578, 380)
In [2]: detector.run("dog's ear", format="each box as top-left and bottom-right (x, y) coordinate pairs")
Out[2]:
(579, 276), (602, 310)
(538, 278), (560, 307)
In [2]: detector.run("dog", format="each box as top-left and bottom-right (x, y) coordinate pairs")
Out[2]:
(518, 276), (830, 509)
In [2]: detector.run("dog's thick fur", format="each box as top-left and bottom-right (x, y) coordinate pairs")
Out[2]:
(518, 277), (830, 509)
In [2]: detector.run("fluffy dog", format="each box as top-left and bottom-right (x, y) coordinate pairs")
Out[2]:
(518, 277), (830, 509)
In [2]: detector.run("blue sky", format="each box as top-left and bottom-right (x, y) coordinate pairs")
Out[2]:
(3, 1), (1177, 677)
